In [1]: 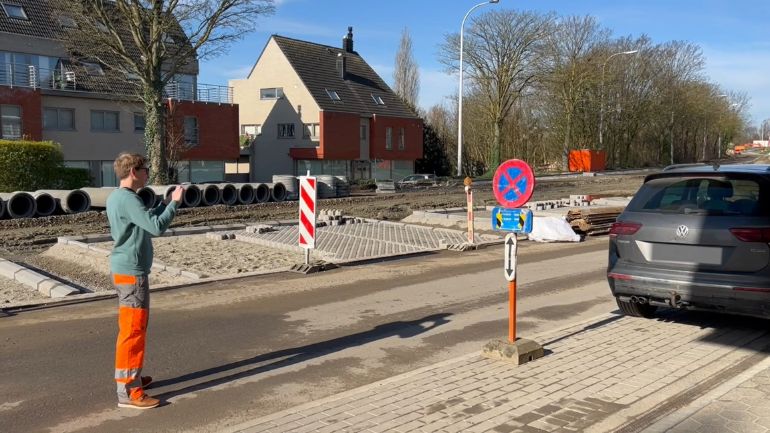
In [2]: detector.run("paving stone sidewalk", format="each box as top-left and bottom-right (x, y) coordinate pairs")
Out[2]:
(224, 311), (770, 433)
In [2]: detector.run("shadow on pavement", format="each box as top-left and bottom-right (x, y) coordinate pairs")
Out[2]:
(152, 312), (452, 400)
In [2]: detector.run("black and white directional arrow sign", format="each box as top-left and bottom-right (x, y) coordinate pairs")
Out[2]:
(504, 233), (518, 282)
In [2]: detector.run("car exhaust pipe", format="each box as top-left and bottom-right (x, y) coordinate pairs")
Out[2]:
(253, 183), (270, 203)
(0, 191), (36, 218)
(33, 191), (57, 217)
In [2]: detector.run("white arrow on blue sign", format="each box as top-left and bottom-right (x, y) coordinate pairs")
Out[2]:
(491, 207), (533, 234)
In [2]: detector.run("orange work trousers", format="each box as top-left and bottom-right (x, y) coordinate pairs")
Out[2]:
(113, 273), (150, 403)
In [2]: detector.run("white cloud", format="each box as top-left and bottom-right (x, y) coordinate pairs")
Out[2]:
(418, 68), (456, 110)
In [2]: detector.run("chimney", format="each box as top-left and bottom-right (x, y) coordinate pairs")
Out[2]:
(342, 26), (353, 53)
(336, 53), (347, 79)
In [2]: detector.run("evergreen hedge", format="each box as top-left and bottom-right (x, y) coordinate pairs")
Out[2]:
(0, 140), (91, 192)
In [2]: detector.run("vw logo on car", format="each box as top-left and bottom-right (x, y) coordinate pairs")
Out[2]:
(675, 225), (689, 239)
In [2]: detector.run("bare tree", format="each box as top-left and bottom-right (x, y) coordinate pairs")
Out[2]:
(541, 15), (608, 170)
(51, 0), (274, 184)
(440, 10), (551, 170)
(393, 28), (420, 111)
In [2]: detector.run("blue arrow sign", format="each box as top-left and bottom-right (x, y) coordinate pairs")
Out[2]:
(491, 207), (533, 234)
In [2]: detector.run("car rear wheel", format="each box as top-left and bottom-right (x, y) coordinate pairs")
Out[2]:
(616, 297), (658, 318)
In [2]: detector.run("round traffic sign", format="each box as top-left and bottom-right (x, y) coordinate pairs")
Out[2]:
(492, 159), (535, 208)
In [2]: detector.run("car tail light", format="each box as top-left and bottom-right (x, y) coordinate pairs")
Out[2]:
(729, 228), (770, 243)
(607, 272), (634, 280)
(733, 287), (770, 293)
(609, 221), (642, 237)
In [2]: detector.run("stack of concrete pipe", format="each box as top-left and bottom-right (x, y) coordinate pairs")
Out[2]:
(81, 187), (156, 209)
(252, 183), (271, 203)
(273, 175), (297, 200)
(145, 184), (201, 208)
(33, 189), (91, 215)
(266, 182), (287, 202)
(215, 183), (238, 205)
(0, 191), (36, 218)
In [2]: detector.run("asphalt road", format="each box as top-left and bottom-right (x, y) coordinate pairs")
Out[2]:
(0, 237), (617, 433)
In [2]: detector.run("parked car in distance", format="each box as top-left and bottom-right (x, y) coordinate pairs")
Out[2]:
(607, 164), (770, 319)
(396, 174), (437, 188)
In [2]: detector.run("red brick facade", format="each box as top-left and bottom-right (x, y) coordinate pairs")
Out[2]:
(370, 115), (423, 160)
(0, 87), (42, 140)
(168, 100), (240, 160)
(291, 111), (423, 161)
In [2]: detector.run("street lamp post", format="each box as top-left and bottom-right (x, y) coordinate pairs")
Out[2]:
(457, 0), (499, 177)
(598, 50), (638, 151)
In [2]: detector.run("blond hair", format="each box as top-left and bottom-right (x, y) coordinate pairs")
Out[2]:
(113, 153), (146, 180)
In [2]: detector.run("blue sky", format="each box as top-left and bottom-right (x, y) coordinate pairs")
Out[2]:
(198, 0), (770, 126)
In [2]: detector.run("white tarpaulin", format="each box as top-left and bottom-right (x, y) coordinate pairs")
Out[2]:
(528, 216), (581, 242)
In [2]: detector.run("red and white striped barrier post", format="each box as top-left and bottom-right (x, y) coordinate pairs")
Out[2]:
(465, 177), (474, 244)
(298, 175), (317, 265)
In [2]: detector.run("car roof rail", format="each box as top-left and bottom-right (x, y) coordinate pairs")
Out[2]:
(661, 162), (710, 171)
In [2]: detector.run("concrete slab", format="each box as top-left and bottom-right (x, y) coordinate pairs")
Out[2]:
(482, 338), (545, 365)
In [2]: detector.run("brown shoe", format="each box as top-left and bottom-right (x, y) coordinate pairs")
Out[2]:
(118, 394), (160, 410)
(141, 376), (153, 388)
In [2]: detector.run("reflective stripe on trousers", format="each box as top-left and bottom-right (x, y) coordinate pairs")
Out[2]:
(113, 273), (149, 402)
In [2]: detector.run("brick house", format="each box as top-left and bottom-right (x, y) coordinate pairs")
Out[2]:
(230, 27), (423, 182)
(0, 0), (239, 186)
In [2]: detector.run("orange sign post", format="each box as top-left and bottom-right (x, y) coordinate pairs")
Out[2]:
(482, 159), (544, 365)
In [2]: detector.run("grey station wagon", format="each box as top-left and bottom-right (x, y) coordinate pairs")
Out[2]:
(608, 164), (770, 319)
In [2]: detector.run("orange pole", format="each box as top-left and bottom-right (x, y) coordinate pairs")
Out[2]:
(508, 279), (516, 343)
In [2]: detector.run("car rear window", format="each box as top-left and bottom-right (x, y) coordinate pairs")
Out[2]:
(626, 175), (770, 216)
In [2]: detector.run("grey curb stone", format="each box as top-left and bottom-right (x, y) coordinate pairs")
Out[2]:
(0, 258), (80, 298)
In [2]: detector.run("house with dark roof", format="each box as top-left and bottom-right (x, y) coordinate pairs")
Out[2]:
(0, 0), (239, 186)
(230, 27), (423, 182)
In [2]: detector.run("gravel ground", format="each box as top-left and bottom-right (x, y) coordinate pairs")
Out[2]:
(95, 234), (305, 278)
(0, 275), (47, 305)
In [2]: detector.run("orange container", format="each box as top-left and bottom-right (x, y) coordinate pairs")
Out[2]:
(568, 150), (606, 172)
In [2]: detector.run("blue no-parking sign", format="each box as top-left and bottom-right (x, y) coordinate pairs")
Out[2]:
(492, 159), (535, 209)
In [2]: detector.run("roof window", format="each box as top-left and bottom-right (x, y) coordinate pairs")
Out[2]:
(326, 89), (341, 101)
(371, 94), (385, 105)
(2, 3), (28, 20)
(82, 62), (104, 76)
(94, 20), (109, 33)
(57, 15), (77, 28)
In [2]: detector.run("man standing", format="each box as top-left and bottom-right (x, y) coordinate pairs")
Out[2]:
(106, 153), (183, 409)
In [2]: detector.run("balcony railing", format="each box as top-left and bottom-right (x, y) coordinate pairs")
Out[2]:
(0, 63), (233, 104)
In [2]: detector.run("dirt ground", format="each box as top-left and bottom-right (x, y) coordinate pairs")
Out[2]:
(0, 173), (647, 299)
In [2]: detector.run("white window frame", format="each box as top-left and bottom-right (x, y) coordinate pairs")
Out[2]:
(241, 124), (261, 138)
(2, 3), (28, 20)
(399, 128), (405, 150)
(90, 110), (119, 132)
(259, 87), (284, 100)
(303, 123), (319, 140)
(385, 127), (393, 150)
(325, 89), (341, 101)
(371, 94), (385, 105)
(43, 107), (75, 131)
(277, 123), (295, 139)
(0, 104), (22, 139)
(184, 116), (199, 146)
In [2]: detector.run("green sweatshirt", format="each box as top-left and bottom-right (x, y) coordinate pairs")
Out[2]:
(106, 187), (179, 276)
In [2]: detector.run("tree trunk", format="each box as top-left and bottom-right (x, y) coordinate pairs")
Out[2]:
(143, 85), (169, 185)
(490, 119), (502, 169)
(562, 111), (572, 171)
